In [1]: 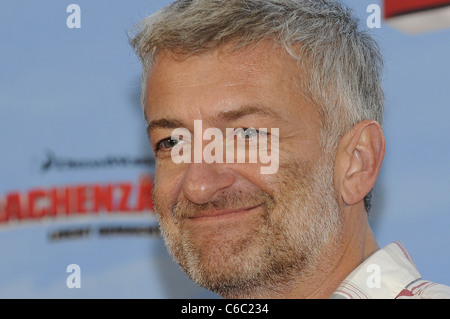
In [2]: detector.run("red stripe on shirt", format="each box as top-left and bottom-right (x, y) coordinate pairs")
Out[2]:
(396, 289), (415, 298)
(393, 241), (415, 265)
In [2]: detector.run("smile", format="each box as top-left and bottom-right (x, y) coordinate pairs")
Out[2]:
(187, 204), (262, 222)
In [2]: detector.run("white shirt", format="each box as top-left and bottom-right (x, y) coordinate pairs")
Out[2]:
(330, 241), (450, 299)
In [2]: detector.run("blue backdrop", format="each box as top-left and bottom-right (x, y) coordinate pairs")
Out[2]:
(0, 0), (448, 298)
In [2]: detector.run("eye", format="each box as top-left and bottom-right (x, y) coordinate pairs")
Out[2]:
(156, 137), (180, 151)
(236, 128), (266, 140)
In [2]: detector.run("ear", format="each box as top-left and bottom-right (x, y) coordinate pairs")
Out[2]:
(335, 120), (385, 207)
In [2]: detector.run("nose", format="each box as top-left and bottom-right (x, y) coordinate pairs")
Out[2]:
(181, 163), (235, 205)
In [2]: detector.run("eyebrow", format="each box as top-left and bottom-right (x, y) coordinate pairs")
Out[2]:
(147, 104), (281, 135)
(147, 118), (185, 135)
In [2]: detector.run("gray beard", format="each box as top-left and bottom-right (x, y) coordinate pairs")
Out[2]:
(156, 155), (343, 298)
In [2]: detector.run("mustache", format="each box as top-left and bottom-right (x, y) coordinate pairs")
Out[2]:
(172, 189), (274, 220)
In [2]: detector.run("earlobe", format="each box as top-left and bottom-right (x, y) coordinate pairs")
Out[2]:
(338, 120), (385, 206)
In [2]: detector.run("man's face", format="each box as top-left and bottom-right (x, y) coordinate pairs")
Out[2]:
(145, 42), (343, 297)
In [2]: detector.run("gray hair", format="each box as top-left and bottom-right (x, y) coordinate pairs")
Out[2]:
(129, 0), (384, 211)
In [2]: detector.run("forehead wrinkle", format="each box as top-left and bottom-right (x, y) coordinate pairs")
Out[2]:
(210, 104), (282, 126)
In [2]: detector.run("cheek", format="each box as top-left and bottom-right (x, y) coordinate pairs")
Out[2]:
(226, 163), (276, 200)
(153, 163), (185, 212)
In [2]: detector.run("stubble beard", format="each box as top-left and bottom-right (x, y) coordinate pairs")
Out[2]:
(155, 154), (343, 298)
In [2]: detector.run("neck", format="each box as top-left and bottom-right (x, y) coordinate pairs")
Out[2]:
(312, 209), (377, 298)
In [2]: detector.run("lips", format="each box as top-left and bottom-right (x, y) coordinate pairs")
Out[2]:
(187, 204), (262, 221)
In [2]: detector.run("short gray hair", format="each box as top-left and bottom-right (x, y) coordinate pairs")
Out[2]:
(130, 0), (384, 211)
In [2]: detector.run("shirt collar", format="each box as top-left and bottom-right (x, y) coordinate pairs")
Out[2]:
(330, 241), (422, 299)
